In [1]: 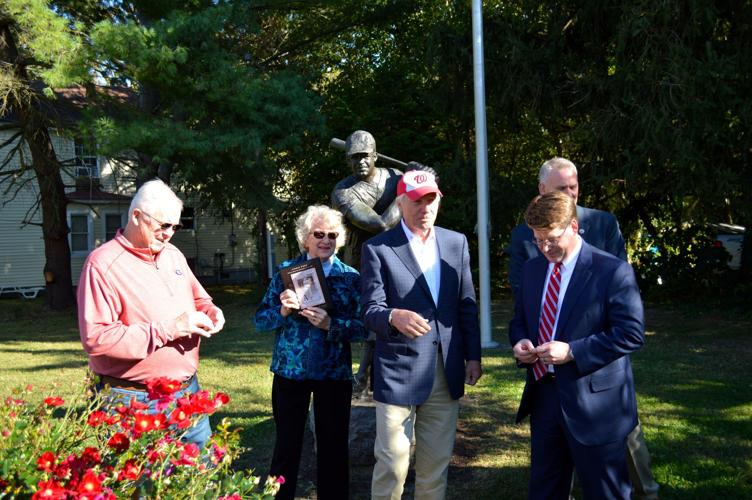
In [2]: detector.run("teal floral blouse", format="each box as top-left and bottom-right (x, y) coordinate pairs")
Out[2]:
(254, 255), (365, 381)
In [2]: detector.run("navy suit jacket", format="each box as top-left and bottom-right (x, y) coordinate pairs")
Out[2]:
(508, 205), (626, 301)
(508, 242), (645, 446)
(360, 224), (481, 406)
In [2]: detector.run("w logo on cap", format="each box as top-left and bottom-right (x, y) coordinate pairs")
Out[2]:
(397, 170), (443, 201)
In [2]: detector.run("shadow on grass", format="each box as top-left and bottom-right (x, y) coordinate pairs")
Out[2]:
(0, 359), (88, 371)
(0, 346), (83, 355)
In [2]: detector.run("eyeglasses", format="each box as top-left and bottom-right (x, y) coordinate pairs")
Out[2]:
(141, 211), (183, 232)
(531, 227), (569, 248)
(311, 231), (339, 240)
(532, 236), (562, 248)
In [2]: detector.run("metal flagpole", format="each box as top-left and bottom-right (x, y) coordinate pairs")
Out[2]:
(472, 0), (497, 348)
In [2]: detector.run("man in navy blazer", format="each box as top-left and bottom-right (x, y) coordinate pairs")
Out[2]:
(361, 169), (482, 499)
(508, 157), (658, 499)
(509, 191), (645, 499)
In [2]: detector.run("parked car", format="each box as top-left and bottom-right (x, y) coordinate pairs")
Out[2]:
(711, 223), (746, 270)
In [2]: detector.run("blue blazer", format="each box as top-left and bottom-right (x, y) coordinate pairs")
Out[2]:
(508, 242), (645, 446)
(360, 224), (482, 406)
(508, 205), (626, 301)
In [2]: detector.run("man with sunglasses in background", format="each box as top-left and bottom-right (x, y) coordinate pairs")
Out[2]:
(508, 157), (659, 499)
(510, 191), (645, 499)
(78, 178), (225, 448)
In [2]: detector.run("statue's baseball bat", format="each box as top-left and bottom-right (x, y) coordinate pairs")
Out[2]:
(329, 138), (407, 168)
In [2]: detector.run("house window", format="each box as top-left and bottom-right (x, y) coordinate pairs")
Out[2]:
(104, 213), (125, 241)
(69, 214), (91, 253)
(180, 207), (195, 230)
(74, 139), (100, 178)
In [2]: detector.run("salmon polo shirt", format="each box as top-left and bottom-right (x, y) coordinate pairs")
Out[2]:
(78, 229), (217, 383)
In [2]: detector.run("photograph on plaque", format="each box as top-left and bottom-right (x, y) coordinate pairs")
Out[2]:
(280, 258), (332, 310)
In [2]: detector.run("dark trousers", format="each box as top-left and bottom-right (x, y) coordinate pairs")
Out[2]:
(270, 374), (352, 500)
(529, 376), (631, 500)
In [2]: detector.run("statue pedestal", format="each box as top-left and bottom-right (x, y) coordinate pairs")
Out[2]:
(349, 396), (377, 466)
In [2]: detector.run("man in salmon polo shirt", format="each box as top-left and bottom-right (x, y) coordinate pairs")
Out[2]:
(77, 178), (225, 447)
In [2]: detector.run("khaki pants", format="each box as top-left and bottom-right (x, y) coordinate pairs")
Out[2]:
(372, 356), (459, 500)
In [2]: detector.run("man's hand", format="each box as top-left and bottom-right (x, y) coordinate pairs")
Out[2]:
(207, 307), (225, 334)
(279, 289), (300, 317)
(175, 311), (215, 338)
(513, 339), (539, 364)
(299, 306), (331, 331)
(535, 341), (573, 365)
(465, 360), (482, 385)
(389, 309), (431, 339)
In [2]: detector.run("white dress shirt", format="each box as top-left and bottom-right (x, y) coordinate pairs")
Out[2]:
(401, 219), (441, 306)
(540, 235), (583, 341)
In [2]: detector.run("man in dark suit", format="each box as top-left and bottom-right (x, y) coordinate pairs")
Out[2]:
(510, 191), (646, 499)
(508, 157), (626, 302)
(361, 169), (482, 499)
(508, 157), (659, 499)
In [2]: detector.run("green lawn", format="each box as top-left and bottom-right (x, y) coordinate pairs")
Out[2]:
(0, 287), (750, 499)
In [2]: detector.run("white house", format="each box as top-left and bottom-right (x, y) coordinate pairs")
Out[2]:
(0, 89), (285, 296)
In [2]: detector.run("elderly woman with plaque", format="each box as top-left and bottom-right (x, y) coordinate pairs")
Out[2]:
(254, 204), (365, 500)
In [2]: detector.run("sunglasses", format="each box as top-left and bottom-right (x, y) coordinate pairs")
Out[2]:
(311, 231), (339, 240)
(141, 211), (183, 232)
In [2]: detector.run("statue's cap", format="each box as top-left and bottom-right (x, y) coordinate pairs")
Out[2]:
(345, 130), (376, 155)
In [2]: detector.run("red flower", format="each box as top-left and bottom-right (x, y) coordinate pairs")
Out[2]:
(80, 447), (101, 465)
(104, 413), (122, 426)
(36, 451), (57, 472)
(277, 475), (286, 484)
(77, 469), (102, 495)
(86, 410), (107, 427)
(171, 442), (200, 466)
(146, 377), (183, 400)
(151, 412), (167, 430)
(133, 412), (154, 433)
(52, 461), (71, 480)
(32, 479), (66, 499)
(129, 399), (149, 411)
(187, 391), (216, 415)
(146, 447), (165, 464)
(43, 396), (64, 407)
(107, 432), (130, 453)
(117, 459), (142, 481)
(168, 407), (192, 429)
(213, 392), (230, 409)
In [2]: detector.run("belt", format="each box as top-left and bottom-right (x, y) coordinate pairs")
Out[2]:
(98, 374), (195, 392)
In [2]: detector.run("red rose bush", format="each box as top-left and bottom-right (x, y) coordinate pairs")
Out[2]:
(0, 377), (283, 499)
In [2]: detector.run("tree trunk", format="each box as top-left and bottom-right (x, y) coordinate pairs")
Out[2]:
(256, 208), (270, 286)
(1, 20), (75, 310)
(27, 127), (74, 310)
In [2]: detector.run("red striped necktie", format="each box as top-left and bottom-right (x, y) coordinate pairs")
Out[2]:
(533, 262), (562, 380)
